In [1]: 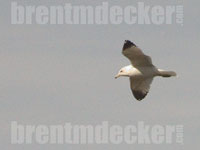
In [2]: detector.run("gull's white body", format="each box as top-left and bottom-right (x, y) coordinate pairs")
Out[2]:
(120, 65), (159, 78)
(115, 40), (176, 101)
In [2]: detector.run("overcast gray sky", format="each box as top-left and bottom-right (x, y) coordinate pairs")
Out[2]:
(0, 0), (200, 149)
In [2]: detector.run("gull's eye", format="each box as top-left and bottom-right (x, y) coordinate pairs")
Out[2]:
(120, 70), (123, 73)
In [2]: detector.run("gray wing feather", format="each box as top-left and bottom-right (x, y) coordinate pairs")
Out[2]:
(122, 46), (153, 67)
(130, 77), (153, 101)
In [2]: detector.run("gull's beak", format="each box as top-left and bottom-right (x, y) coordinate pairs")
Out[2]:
(115, 74), (120, 79)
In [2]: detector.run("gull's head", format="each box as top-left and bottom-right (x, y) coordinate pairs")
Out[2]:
(115, 67), (130, 79)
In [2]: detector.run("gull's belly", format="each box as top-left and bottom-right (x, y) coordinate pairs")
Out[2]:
(129, 67), (157, 78)
(129, 68), (143, 77)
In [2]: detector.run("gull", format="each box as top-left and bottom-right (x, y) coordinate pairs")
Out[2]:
(115, 40), (176, 101)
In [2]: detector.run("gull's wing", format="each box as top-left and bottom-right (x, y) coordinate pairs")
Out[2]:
(122, 40), (153, 67)
(130, 77), (153, 101)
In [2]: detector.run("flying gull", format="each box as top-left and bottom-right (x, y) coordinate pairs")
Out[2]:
(115, 40), (176, 101)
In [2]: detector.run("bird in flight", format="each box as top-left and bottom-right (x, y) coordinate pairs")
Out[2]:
(115, 40), (176, 101)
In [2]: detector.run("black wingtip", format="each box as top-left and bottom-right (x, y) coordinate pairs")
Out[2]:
(123, 40), (136, 51)
(132, 90), (147, 101)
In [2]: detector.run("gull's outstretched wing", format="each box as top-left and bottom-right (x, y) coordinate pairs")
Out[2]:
(122, 40), (153, 67)
(130, 77), (153, 101)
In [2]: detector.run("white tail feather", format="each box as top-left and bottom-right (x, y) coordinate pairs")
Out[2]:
(158, 69), (176, 77)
